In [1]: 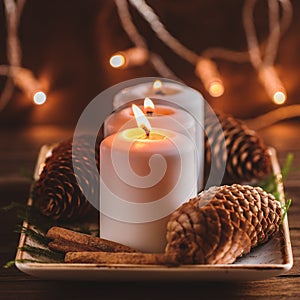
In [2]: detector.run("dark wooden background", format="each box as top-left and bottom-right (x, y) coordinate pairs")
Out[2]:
(0, 0), (300, 126)
(0, 0), (300, 298)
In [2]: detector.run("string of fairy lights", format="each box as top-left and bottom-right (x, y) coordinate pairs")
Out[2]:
(0, 0), (46, 112)
(110, 0), (293, 105)
(0, 0), (299, 124)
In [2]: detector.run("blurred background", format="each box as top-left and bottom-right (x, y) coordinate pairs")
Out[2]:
(0, 0), (299, 127)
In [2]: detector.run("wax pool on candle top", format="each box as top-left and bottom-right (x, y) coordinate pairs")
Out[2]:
(104, 100), (196, 143)
(100, 127), (197, 252)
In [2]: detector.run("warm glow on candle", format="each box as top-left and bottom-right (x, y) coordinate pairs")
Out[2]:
(273, 91), (286, 105)
(208, 81), (225, 97)
(110, 54), (126, 68)
(33, 91), (47, 105)
(153, 80), (163, 90)
(144, 97), (155, 115)
(132, 104), (151, 137)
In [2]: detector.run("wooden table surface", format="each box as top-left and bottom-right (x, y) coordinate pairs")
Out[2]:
(0, 120), (299, 299)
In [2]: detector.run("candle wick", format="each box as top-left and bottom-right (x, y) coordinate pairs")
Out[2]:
(146, 111), (153, 116)
(155, 90), (165, 96)
(142, 126), (150, 138)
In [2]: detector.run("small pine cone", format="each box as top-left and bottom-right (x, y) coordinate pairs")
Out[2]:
(165, 184), (282, 265)
(205, 112), (272, 183)
(33, 133), (103, 221)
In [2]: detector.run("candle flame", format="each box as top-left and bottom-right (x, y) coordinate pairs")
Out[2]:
(153, 80), (163, 90)
(132, 104), (151, 137)
(144, 97), (155, 115)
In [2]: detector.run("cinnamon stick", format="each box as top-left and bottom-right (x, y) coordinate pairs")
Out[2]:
(64, 251), (178, 266)
(46, 227), (136, 253)
(48, 239), (102, 253)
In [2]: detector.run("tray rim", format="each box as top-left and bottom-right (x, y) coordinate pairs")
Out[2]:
(15, 145), (293, 279)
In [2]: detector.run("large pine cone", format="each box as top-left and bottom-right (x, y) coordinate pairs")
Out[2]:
(205, 112), (271, 184)
(33, 133), (103, 221)
(165, 184), (282, 264)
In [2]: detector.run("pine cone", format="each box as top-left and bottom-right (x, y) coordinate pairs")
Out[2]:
(165, 184), (282, 264)
(205, 112), (271, 184)
(33, 133), (103, 221)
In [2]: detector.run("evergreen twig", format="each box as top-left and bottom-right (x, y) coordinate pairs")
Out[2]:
(281, 153), (294, 181)
(3, 260), (16, 269)
(258, 153), (294, 220)
(282, 198), (292, 223)
(18, 245), (64, 262)
(0, 202), (25, 212)
(3, 258), (58, 269)
(14, 225), (50, 246)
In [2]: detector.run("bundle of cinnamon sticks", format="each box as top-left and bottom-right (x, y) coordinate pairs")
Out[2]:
(46, 227), (177, 266)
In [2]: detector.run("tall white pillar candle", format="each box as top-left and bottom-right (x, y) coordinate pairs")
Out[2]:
(100, 127), (197, 252)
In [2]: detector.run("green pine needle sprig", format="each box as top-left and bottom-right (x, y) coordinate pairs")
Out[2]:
(18, 245), (64, 262)
(258, 153), (294, 222)
(282, 153), (294, 181)
(3, 259), (40, 269)
(14, 225), (50, 246)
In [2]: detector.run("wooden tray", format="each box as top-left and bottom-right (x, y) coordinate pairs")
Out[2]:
(15, 146), (293, 281)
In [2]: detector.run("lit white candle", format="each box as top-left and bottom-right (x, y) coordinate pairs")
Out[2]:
(113, 80), (203, 113)
(100, 106), (197, 252)
(104, 98), (196, 146)
(113, 79), (204, 191)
